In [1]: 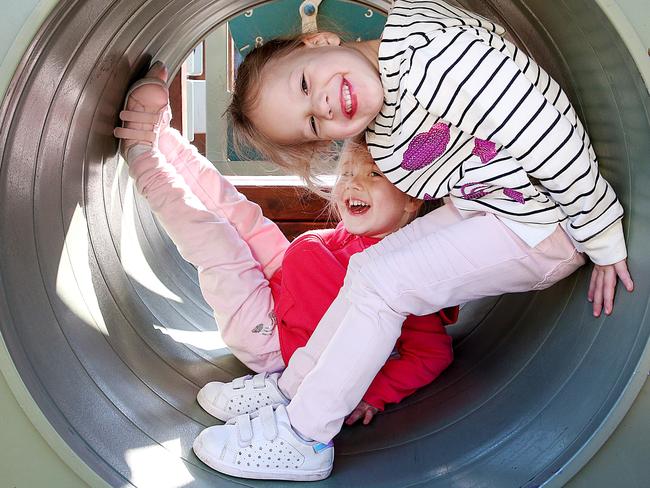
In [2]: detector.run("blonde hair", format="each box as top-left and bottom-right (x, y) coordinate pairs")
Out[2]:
(327, 137), (442, 223)
(325, 137), (365, 221)
(226, 35), (337, 188)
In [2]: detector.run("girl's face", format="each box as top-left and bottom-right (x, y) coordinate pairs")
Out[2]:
(333, 147), (421, 239)
(251, 34), (383, 145)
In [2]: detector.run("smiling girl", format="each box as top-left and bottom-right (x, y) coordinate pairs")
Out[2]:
(185, 0), (633, 481)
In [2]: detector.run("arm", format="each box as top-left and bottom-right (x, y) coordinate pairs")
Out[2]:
(409, 29), (632, 313)
(409, 29), (625, 264)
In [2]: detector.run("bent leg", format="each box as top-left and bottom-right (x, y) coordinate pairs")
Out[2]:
(277, 203), (465, 397)
(129, 149), (284, 372)
(158, 128), (289, 279)
(286, 212), (584, 442)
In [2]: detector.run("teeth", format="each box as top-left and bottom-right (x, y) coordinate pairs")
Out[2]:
(349, 199), (368, 207)
(342, 83), (352, 113)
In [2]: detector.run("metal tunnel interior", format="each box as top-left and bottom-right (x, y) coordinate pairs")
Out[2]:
(0, 0), (649, 486)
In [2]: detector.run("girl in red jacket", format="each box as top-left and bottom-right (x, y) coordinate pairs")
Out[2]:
(196, 136), (457, 428)
(113, 63), (457, 455)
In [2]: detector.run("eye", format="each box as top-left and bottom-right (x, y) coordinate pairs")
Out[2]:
(309, 116), (318, 136)
(301, 73), (308, 94)
(370, 171), (383, 177)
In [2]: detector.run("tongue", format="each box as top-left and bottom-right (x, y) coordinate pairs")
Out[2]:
(350, 205), (369, 215)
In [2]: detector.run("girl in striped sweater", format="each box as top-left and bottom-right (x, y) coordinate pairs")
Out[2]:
(192, 0), (633, 481)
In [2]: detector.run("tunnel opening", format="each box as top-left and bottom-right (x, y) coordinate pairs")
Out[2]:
(0, 0), (649, 486)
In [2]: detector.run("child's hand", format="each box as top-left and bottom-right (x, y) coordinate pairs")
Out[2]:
(345, 401), (379, 426)
(588, 259), (634, 317)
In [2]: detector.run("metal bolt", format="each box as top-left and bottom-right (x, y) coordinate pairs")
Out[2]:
(303, 3), (316, 16)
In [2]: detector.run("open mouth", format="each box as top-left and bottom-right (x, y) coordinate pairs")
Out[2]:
(346, 198), (370, 215)
(340, 79), (357, 119)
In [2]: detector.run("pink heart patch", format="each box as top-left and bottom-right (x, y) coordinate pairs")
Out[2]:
(401, 123), (451, 171)
(472, 138), (498, 164)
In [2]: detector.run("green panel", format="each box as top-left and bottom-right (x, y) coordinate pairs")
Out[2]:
(228, 0), (300, 56)
(0, 372), (89, 488)
(228, 0), (386, 57)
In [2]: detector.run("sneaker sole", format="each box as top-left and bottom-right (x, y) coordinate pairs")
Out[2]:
(194, 448), (333, 481)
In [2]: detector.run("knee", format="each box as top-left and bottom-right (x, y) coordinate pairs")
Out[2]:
(347, 251), (371, 275)
(342, 252), (372, 291)
(344, 266), (384, 309)
(346, 250), (411, 313)
(347, 256), (438, 317)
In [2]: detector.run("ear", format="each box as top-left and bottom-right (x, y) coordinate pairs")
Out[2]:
(405, 196), (423, 214)
(303, 32), (341, 48)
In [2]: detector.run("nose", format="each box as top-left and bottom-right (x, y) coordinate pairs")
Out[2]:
(347, 173), (363, 190)
(312, 92), (332, 120)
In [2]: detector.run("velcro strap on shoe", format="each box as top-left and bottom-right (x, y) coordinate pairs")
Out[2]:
(259, 405), (278, 441)
(113, 127), (156, 143)
(119, 109), (162, 124)
(232, 374), (251, 390)
(252, 372), (268, 389)
(236, 414), (253, 446)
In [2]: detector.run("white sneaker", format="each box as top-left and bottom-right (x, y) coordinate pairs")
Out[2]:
(193, 404), (334, 481)
(197, 372), (289, 422)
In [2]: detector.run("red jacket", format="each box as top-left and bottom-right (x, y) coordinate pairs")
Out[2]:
(269, 223), (457, 411)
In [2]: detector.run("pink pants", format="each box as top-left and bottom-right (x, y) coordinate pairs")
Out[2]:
(129, 128), (287, 372)
(280, 204), (585, 443)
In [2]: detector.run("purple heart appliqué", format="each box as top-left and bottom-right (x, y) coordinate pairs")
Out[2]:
(401, 123), (451, 171)
(472, 138), (498, 164)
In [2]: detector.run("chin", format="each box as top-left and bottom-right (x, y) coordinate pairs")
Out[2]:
(346, 224), (367, 236)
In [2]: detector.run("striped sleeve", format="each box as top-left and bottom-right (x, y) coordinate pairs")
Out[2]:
(407, 29), (626, 264)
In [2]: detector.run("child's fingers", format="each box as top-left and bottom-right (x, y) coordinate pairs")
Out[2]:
(615, 261), (634, 292)
(345, 409), (362, 425)
(592, 270), (604, 317)
(362, 409), (375, 425)
(587, 267), (598, 302)
(603, 269), (617, 315)
(588, 261), (632, 316)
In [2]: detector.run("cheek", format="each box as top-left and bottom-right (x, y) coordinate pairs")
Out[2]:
(378, 186), (409, 209)
(327, 121), (366, 139)
(372, 194), (404, 222)
(332, 190), (346, 211)
(359, 75), (383, 105)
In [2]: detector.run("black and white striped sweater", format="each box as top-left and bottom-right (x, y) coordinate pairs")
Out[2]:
(366, 0), (626, 265)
